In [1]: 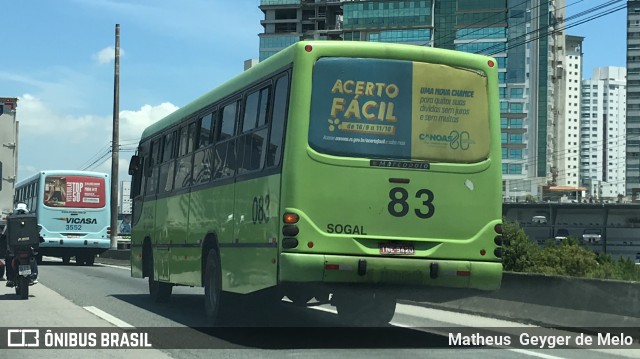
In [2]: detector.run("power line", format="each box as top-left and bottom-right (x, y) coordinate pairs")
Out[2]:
(484, 0), (627, 56)
(427, 0), (536, 46)
(458, 0), (586, 49)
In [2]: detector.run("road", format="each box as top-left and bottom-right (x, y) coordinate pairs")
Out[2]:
(0, 256), (638, 358)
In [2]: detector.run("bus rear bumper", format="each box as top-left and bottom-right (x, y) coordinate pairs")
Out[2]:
(39, 238), (111, 257)
(279, 253), (502, 291)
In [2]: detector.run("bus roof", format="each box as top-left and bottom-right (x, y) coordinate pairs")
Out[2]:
(140, 41), (495, 143)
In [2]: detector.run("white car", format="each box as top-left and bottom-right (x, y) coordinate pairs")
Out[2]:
(582, 229), (602, 244)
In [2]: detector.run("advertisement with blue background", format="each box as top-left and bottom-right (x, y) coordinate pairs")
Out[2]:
(309, 57), (490, 163)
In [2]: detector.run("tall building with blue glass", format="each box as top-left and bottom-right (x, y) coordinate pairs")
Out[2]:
(259, 0), (565, 198)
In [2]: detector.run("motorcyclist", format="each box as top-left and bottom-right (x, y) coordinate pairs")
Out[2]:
(0, 203), (38, 287)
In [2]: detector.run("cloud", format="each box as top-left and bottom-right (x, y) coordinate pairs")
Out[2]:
(16, 94), (178, 181)
(120, 102), (178, 142)
(93, 46), (126, 65)
(18, 94), (110, 144)
(94, 157), (135, 183)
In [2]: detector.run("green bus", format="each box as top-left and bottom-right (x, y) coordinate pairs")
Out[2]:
(128, 41), (503, 326)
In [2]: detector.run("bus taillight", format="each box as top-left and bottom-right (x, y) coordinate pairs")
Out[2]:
(488, 60), (495, 68)
(283, 213), (299, 224)
(282, 238), (298, 249)
(107, 226), (111, 236)
(494, 236), (503, 246)
(494, 224), (502, 234)
(305, 44), (313, 52)
(282, 225), (299, 237)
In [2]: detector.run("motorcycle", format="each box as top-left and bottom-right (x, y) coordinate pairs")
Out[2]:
(6, 213), (40, 300)
(11, 246), (38, 299)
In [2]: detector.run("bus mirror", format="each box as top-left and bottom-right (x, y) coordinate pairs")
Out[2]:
(128, 155), (140, 175)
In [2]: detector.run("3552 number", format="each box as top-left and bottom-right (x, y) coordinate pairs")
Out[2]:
(387, 187), (435, 219)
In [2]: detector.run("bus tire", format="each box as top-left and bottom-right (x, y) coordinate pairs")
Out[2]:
(62, 256), (70, 265)
(204, 248), (222, 325)
(148, 256), (172, 303)
(85, 255), (95, 266)
(335, 292), (396, 326)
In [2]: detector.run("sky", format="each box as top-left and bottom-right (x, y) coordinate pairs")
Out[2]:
(0, 0), (627, 184)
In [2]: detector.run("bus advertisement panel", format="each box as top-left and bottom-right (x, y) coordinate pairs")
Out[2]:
(44, 175), (106, 208)
(309, 58), (490, 163)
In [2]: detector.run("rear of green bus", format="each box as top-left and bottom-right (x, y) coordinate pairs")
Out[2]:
(278, 42), (503, 297)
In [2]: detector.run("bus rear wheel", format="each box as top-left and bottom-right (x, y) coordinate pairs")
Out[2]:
(62, 256), (70, 264)
(204, 248), (222, 325)
(335, 292), (396, 326)
(85, 255), (95, 266)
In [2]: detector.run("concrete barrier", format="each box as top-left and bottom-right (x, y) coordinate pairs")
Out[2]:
(399, 272), (640, 328)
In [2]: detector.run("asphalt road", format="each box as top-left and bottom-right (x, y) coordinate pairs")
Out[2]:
(0, 256), (637, 359)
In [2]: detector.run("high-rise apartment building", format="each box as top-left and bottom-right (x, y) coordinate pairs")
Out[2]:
(556, 35), (583, 187)
(627, 0), (640, 200)
(258, 0), (566, 198)
(581, 67), (627, 200)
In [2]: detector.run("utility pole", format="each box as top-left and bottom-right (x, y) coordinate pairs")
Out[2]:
(110, 24), (120, 250)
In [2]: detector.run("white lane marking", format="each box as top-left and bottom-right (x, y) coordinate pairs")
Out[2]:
(309, 306), (336, 314)
(395, 303), (534, 327)
(308, 305), (567, 359)
(83, 306), (135, 328)
(97, 263), (129, 270)
(507, 349), (567, 359)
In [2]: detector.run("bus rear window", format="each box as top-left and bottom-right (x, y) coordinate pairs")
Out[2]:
(44, 175), (106, 208)
(309, 58), (491, 163)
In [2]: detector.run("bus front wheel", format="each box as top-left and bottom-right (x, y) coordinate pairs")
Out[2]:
(204, 248), (222, 325)
(335, 292), (396, 326)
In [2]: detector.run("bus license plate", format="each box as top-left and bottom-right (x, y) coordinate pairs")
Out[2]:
(18, 265), (31, 276)
(379, 242), (415, 255)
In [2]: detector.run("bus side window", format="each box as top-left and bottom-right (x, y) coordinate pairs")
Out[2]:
(238, 85), (270, 174)
(267, 73), (289, 168)
(175, 122), (196, 189)
(146, 138), (161, 195)
(159, 131), (177, 193)
(193, 112), (214, 185)
(214, 101), (239, 179)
